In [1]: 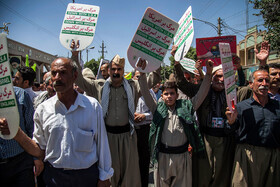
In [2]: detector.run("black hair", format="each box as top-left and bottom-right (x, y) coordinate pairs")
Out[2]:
(17, 66), (36, 86)
(161, 81), (178, 94)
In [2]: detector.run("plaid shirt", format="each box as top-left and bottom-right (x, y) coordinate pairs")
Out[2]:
(0, 87), (34, 159)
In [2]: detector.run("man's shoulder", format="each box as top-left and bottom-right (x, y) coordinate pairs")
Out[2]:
(80, 94), (101, 108)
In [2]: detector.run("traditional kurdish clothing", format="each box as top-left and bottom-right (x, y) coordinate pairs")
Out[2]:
(139, 73), (211, 187)
(74, 54), (161, 187)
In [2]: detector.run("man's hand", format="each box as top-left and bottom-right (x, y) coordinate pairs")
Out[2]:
(0, 118), (10, 135)
(136, 58), (147, 70)
(170, 45), (178, 57)
(225, 107), (238, 125)
(195, 60), (203, 70)
(97, 179), (111, 187)
(70, 40), (80, 56)
(170, 45), (180, 65)
(254, 41), (270, 65)
(205, 59), (214, 75)
(232, 55), (241, 70)
(34, 159), (44, 176)
(134, 113), (146, 123)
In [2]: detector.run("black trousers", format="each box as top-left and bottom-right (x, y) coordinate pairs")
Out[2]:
(136, 124), (150, 187)
(0, 152), (35, 187)
(44, 162), (99, 187)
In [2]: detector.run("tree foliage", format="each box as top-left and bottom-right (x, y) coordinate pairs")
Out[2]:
(250, 0), (280, 53)
(84, 57), (102, 76)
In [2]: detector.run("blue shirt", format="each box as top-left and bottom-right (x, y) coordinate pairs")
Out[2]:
(0, 87), (34, 159)
(233, 97), (280, 148)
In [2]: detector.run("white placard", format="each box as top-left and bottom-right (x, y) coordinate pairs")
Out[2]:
(127, 8), (179, 73)
(219, 43), (237, 112)
(174, 6), (194, 61)
(59, 3), (100, 51)
(179, 58), (197, 74)
(96, 59), (110, 79)
(0, 33), (20, 139)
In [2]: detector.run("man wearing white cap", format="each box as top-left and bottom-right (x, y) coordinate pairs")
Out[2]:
(171, 45), (240, 187)
(72, 46), (161, 186)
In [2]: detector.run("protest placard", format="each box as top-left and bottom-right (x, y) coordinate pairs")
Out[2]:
(219, 42), (237, 112)
(60, 3), (100, 51)
(127, 8), (179, 72)
(174, 6), (194, 61)
(0, 33), (20, 139)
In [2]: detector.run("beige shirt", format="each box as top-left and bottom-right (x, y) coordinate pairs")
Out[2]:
(161, 108), (187, 147)
(105, 85), (129, 126)
(74, 56), (161, 126)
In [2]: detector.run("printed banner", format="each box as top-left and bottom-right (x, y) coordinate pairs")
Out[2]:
(127, 8), (179, 72)
(196, 35), (236, 66)
(219, 42), (237, 113)
(60, 3), (100, 51)
(0, 33), (20, 139)
(174, 6), (194, 61)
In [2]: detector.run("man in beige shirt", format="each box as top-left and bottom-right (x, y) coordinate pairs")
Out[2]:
(72, 48), (160, 186)
(138, 60), (213, 187)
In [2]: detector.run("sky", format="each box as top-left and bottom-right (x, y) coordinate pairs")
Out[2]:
(0, 0), (265, 72)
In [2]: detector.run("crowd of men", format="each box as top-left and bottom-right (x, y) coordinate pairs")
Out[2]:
(0, 40), (279, 187)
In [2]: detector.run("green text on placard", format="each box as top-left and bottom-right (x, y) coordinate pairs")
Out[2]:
(136, 30), (168, 49)
(62, 30), (94, 36)
(0, 99), (16, 109)
(131, 42), (163, 61)
(66, 11), (98, 17)
(0, 76), (11, 86)
(64, 20), (95, 26)
(142, 19), (174, 38)
(0, 54), (8, 64)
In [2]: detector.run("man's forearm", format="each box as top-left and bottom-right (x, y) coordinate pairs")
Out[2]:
(14, 128), (45, 160)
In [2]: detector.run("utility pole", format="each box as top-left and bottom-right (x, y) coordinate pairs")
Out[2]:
(193, 17), (222, 36)
(217, 17), (222, 36)
(86, 46), (95, 62)
(98, 41), (107, 59)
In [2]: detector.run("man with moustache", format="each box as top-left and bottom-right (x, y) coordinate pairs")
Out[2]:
(0, 57), (113, 187)
(72, 44), (161, 186)
(267, 63), (280, 101)
(172, 45), (236, 187)
(226, 69), (280, 186)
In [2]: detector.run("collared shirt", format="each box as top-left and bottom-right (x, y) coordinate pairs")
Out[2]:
(0, 87), (34, 159)
(268, 92), (280, 101)
(105, 82), (129, 126)
(161, 107), (187, 147)
(24, 87), (37, 102)
(135, 89), (156, 126)
(33, 93), (113, 180)
(234, 97), (280, 148)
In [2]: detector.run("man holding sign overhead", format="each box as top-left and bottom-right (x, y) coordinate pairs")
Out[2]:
(72, 47), (161, 187)
(172, 45), (238, 187)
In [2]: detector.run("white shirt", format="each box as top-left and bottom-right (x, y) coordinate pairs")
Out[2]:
(135, 89), (157, 126)
(24, 87), (37, 102)
(33, 93), (114, 180)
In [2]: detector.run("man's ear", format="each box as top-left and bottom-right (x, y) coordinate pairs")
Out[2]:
(23, 80), (30, 88)
(249, 81), (253, 89)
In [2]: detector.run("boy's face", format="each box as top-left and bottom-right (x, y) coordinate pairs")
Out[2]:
(161, 88), (178, 108)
